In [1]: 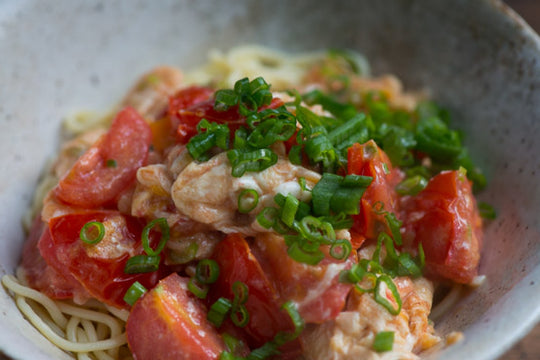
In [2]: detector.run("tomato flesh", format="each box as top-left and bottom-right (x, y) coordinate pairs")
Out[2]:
(252, 233), (354, 324)
(401, 170), (483, 283)
(21, 216), (90, 302)
(127, 273), (225, 360)
(39, 211), (168, 308)
(209, 233), (294, 347)
(347, 140), (403, 241)
(55, 107), (152, 208)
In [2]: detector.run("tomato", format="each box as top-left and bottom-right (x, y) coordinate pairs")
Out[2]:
(252, 233), (354, 324)
(55, 107), (152, 208)
(401, 170), (483, 283)
(209, 233), (294, 347)
(39, 211), (169, 308)
(170, 86), (284, 144)
(347, 140), (403, 241)
(21, 216), (90, 303)
(127, 273), (225, 360)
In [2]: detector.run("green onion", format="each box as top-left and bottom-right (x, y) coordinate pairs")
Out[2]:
(80, 221), (105, 245)
(256, 207), (278, 229)
(124, 255), (160, 274)
(329, 239), (352, 260)
(230, 304), (250, 327)
(478, 201), (497, 219)
(123, 281), (147, 306)
(395, 175), (428, 196)
(287, 242), (325, 265)
(280, 194), (300, 227)
(106, 159), (117, 168)
(227, 149), (278, 177)
(288, 145), (302, 165)
(195, 259), (220, 285)
(238, 189), (259, 213)
(141, 218), (170, 256)
(397, 252), (422, 278)
(374, 275), (402, 315)
(312, 173), (342, 216)
(222, 333), (243, 355)
(384, 212), (403, 246)
(207, 297), (233, 328)
(187, 119), (230, 161)
(214, 89), (239, 111)
(232, 281), (249, 307)
(373, 331), (394, 352)
(281, 300), (305, 339)
(188, 277), (209, 299)
(298, 216), (335, 244)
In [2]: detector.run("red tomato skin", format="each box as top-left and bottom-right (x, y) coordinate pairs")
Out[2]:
(39, 211), (167, 308)
(21, 216), (90, 302)
(127, 273), (225, 360)
(347, 140), (403, 241)
(401, 170), (483, 284)
(55, 107), (152, 208)
(252, 233), (354, 324)
(209, 233), (294, 347)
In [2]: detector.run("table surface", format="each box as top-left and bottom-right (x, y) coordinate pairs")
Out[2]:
(498, 2), (540, 359)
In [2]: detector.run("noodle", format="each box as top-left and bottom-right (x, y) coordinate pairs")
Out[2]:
(2, 275), (128, 358)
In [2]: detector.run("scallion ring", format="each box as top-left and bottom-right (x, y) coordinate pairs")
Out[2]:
(142, 218), (170, 256)
(195, 259), (220, 285)
(207, 297), (233, 328)
(230, 304), (250, 328)
(329, 239), (352, 261)
(124, 255), (160, 274)
(80, 221), (105, 245)
(238, 189), (259, 214)
(374, 275), (402, 315)
(188, 277), (209, 299)
(123, 281), (147, 306)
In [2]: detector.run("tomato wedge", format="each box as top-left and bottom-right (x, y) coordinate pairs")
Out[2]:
(127, 273), (225, 360)
(252, 233), (354, 324)
(55, 107), (152, 208)
(401, 170), (483, 283)
(39, 211), (168, 308)
(209, 233), (294, 347)
(348, 140), (403, 240)
(21, 216), (90, 303)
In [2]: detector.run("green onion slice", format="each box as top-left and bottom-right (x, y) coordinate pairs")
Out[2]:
(232, 281), (249, 306)
(238, 189), (259, 214)
(287, 242), (325, 265)
(230, 304), (250, 328)
(329, 239), (352, 260)
(188, 277), (209, 299)
(208, 297), (233, 328)
(395, 175), (428, 196)
(195, 259), (220, 285)
(142, 218), (170, 256)
(257, 207), (278, 229)
(124, 255), (160, 274)
(373, 331), (394, 352)
(123, 281), (147, 306)
(374, 275), (402, 315)
(80, 221), (105, 245)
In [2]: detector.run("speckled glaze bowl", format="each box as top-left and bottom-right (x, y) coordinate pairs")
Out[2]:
(1, 0), (539, 359)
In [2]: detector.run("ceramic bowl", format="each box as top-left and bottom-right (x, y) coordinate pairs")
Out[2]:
(1, 0), (539, 359)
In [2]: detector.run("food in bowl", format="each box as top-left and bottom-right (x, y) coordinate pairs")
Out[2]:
(2, 46), (488, 360)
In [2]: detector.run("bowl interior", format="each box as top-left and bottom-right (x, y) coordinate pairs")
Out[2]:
(1, 1), (540, 359)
